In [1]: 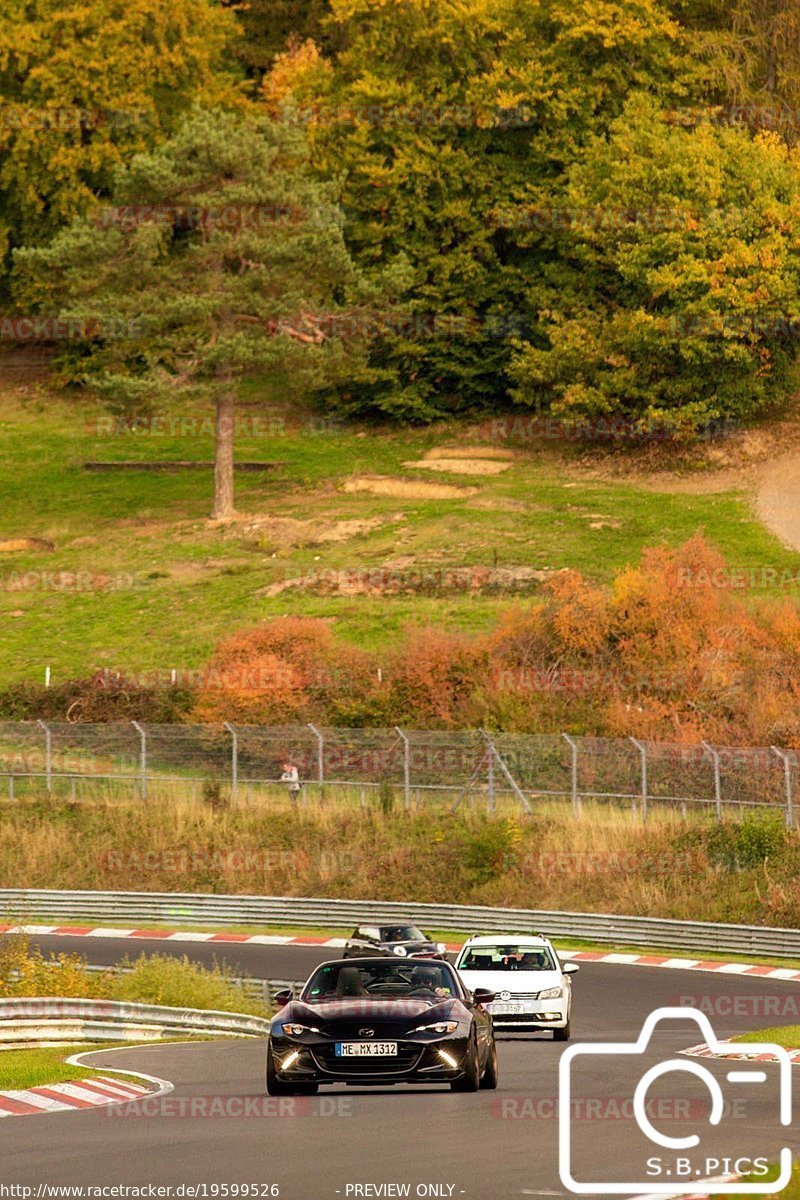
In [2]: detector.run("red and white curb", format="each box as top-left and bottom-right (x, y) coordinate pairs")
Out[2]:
(0, 1075), (152, 1118)
(561, 949), (800, 982)
(0, 924), (349, 948)
(4, 926), (800, 981)
(682, 1040), (800, 1065)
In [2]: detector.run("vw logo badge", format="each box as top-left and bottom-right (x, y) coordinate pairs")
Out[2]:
(499, 991), (511, 1002)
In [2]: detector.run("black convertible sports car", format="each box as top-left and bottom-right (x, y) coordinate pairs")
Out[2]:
(267, 957), (498, 1094)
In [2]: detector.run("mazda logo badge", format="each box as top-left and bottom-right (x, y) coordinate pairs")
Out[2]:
(359, 1028), (375, 1037)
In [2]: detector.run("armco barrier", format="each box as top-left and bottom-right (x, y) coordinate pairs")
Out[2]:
(1, 889), (800, 959)
(0, 997), (271, 1044)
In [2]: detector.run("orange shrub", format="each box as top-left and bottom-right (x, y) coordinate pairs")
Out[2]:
(381, 625), (488, 729)
(193, 540), (800, 746)
(193, 616), (371, 725)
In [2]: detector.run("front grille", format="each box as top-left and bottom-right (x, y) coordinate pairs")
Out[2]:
(492, 992), (547, 1001)
(312, 1045), (423, 1074)
(318, 1022), (407, 1040)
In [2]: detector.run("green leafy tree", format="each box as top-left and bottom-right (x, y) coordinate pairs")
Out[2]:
(668, 0), (800, 122)
(263, 0), (689, 419)
(0, 0), (244, 289)
(224, 0), (335, 75)
(14, 109), (383, 518)
(510, 94), (800, 433)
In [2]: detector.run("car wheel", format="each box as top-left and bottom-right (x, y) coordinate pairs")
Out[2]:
(553, 1021), (571, 1042)
(266, 1044), (317, 1096)
(479, 1039), (499, 1090)
(450, 1033), (480, 1092)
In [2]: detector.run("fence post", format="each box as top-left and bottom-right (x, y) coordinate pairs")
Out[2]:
(224, 722), (238, 803)
(37, 719), (52, 793)
(394, 727), (411, 810)
(629, 737), (648, 822)
(307, 724), (324, 798)
(702, 741), (722, 821)
(481, 731), (531, 815)
(131, 721), (147, 800)
(771, 746), (794, 829)
(562, 733), (580, 818)
(487, 746), (495, 815)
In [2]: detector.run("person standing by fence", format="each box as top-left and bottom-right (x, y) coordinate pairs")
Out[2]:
(280, 761), (302, 804)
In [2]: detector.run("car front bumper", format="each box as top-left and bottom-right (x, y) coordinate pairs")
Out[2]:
(487, 1003), (569, 1030)
(269, 1034), (471, 1085)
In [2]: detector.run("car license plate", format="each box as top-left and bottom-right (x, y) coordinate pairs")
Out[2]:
(335, 1042), (398, 1057)
(490, 1003), (525, 1015)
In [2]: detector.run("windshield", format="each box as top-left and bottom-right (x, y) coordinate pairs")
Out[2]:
(457, 945), (556, 972)
(380, 925), (426, 942)
(303, 960), (457, 1001)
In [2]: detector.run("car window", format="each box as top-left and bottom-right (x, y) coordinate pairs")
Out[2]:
(457, 945), (556, 971)
(303, 960), (459, 1001)
(379, 925), (425, 942)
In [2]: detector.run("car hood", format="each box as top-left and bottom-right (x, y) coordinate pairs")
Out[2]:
(286, 996), (461, 1024)
(389, 941), (437, 953)
(457, 969), (564, 994)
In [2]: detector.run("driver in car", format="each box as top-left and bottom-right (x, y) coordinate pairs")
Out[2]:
(410, 965), (449, 997)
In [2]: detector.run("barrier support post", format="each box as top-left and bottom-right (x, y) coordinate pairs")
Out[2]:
(224, 722), (238, 803)
(562, 733), (580, 818)
(37, 719), (52, 793)
(308, 723), (324, 799)
(629, 737), (648, 823)
(131, 721), (147, 800)
(702, 741), (722, 821)
(771, 746), (794, 829)
(394, 726), (411, 810)
(482, 731), (531, 815)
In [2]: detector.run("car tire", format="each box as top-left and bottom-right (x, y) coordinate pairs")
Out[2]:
(479, 1039), (499, 1090)
(450, 1033), (480, 1092)
(266, 1045), (318, 1096)
(553, 1021), (571, 1042)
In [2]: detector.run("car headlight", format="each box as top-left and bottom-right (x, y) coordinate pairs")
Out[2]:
(410, 1021), (459, 1035)
(538, 987), (563, 1001)
(279, 1023), (320, 1036)
(393, 945), (407, 956)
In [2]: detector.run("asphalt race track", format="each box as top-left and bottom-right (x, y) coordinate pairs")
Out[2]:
(2, 938), (799, 1198)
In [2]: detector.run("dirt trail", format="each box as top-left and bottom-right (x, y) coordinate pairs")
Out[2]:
(756, 454), (800, 551)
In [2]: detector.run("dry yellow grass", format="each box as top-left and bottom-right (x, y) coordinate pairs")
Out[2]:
(1, 789), (796, 928)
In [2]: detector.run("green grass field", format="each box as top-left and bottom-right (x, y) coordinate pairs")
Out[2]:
(0, 1045), (132, 1090)
(734, 1025), (800, 1049)
(718, 1164), (800, 1199)
(2, 385), (799, 683)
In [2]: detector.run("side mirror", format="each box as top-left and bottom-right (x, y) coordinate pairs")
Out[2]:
(273, 988), (294, 1008)
(473, 988), (496, 1006)
(562, 962), (580, 975)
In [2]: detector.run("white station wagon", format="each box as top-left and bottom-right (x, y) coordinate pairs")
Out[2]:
(454, 933), (579, 1039)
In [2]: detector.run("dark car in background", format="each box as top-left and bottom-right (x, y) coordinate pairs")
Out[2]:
(267, 957), (498, 1094)
(342, 922), (446, 960)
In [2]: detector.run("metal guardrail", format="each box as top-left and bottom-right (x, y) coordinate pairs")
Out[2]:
(0, 721), (796, 824)
(0, 997), (271, 1043)
(2, 889), (800, 959)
